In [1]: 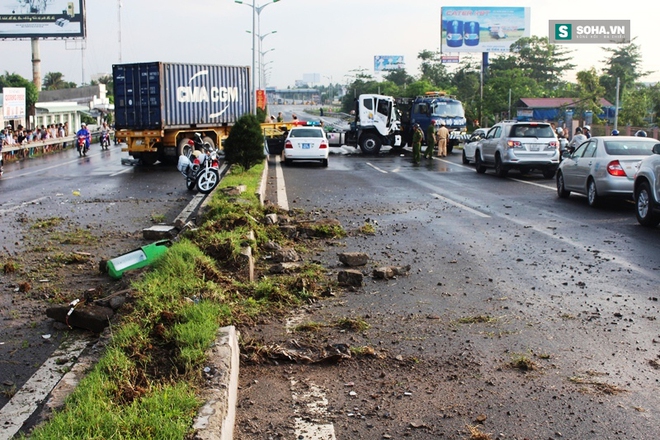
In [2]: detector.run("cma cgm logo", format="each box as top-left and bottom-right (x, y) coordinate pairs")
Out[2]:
(176, 70), (240, 104)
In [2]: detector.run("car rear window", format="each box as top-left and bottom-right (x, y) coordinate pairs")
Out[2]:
(604, 140), (657, 156)
(509, 124), (555, 138)
(289, 128), (324, 138)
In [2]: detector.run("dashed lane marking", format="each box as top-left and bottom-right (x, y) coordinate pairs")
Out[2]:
(430, 192), (491, 218)
(291, 379), (336, 440)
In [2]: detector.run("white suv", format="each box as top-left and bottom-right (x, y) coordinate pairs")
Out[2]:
(474, 121), (560, 178)
(633, 143), (660, 227)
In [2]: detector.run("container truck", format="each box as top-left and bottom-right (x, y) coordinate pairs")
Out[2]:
(113, 61), (251, 165)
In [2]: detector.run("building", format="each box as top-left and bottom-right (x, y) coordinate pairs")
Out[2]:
(516, 97), (615, 125)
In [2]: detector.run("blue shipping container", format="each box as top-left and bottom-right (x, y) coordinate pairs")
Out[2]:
(113, 62), (251, 130)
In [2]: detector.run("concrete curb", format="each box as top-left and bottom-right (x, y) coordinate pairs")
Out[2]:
(192, 326), (240, 440)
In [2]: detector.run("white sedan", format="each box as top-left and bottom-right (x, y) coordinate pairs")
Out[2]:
(282, 126), (329, 167)
(462, 128), (488, 164)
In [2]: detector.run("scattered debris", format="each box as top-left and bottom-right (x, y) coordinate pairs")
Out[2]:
(337, 252), (369, 267)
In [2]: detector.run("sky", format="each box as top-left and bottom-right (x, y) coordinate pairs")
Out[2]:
(0, 0), (658, 91)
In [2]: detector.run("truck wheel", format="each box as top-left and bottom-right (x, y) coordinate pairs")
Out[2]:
(202, 136), (215, 151)
(360, 133), (381, 155)
(141, 153), (158, 166)
(447, 140), (456, 155)
(178, 138), (193, 157)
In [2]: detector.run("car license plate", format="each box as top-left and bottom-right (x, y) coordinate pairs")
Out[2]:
(301, 143), (311, 149)
(529, 145), (540, 151)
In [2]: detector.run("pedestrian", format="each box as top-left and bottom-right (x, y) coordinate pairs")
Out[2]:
(583, 125), (591, 139)
(411, 123), (423, 164)
(424, 122), (436, 159)
(569, 126), (587, 152)
(277, 112), (283, 122)
(319, 107), (324, 117)
(436, 122), (449, 157)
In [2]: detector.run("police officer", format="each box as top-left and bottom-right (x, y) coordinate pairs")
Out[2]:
(412, 123), (424, 164)
(424, 123), (436, 159)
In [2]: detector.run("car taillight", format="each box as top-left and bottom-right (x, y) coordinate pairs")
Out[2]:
(507, 140), (521, 148)
(285, 140), (293, 149)
(607, 160), (626, 177)
(319, 141), (328, 149)
(548, 141), (558, 148)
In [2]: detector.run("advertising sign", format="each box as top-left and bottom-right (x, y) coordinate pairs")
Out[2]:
(441, 56), (460, 64)
(2, 87), (26, 120)
(549, 20), (630, 44)
(256, 89), (267, 110)
(374, 55), (405, 72)
(0, 0), (86, 39)
(441, 7), (530, 53)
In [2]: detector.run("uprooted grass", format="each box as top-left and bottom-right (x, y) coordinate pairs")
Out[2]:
(25, 162), (339, 440)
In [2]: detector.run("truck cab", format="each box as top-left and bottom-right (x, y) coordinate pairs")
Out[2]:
(327, 94), (402, 155)
(402, 92), (467, 154)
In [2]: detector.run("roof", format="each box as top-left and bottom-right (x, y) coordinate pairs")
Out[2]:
(35, 102), (91, 113)
(518, 97), (613, 108)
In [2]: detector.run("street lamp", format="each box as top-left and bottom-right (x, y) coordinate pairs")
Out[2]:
(235, 0), (280, 114)
(246, 29), (277, 89)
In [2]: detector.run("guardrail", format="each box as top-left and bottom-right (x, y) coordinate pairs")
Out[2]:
(1, 131), (114, 162)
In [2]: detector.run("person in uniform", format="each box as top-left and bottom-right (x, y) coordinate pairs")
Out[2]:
(437, 122), (449, 157)
(424, 122), (436, 159)
(412, 123), (424, 164)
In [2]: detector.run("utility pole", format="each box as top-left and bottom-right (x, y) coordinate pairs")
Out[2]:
(614, 77), (620, 131)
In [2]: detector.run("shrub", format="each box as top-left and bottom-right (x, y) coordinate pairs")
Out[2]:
(224, 113), (266, 170)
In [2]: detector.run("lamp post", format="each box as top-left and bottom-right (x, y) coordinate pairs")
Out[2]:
(247, 29), (277, 90)
(235, 0), (280, 114)
(260, 48), (275, 88)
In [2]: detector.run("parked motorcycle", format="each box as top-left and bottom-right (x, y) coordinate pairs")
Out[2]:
(177, 133), (220, 194)
(100, 131), (111, 150)
(77, 134), (89, 157)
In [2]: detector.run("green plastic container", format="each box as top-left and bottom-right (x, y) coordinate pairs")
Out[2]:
(106, 240), (172, 279)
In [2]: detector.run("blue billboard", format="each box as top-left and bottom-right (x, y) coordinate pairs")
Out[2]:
(441, 6), (530, 53)
(374, 55), (405, 72)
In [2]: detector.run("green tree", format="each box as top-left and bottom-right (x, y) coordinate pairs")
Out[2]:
(383, 68), (414, 88)
(618, 85), (650, 126)
(509, 36), (575, 93)
(42, 71), (76, 90)
(599, 39), (650, 104)
(482, 69), (544, 124)
(575, 67), (606, 124)
(417, 50), (451, 89)
(0, 71), (39, 110)
(223, 113), (265, 170)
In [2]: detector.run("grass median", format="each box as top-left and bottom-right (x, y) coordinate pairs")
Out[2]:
(25, 162), (336, 440)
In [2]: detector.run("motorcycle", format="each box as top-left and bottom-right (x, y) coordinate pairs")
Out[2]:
(77, 134), (89, 157)
(177, 133), (220, 194)
(100, 131), (111, 150)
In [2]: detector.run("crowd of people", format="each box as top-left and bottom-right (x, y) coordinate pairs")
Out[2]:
(1, 122), (70, 147)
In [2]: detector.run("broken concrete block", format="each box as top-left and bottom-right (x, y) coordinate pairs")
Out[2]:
(46, 304), (114, 333)
(338, 269), (363, 287)
(338, 252), (369, 267)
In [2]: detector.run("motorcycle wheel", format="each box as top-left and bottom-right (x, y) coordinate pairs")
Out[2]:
(195, 168), (219, 194)
(186, 175), (196, 191)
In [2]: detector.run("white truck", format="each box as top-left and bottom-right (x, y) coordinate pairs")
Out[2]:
(325, 94), (402, 155)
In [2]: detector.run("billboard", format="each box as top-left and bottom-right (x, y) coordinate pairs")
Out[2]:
(0, 0), (86, 39)
(441, 7), (530, 53)
(374, 55), (404, 72)
(2, 87), (26, 120)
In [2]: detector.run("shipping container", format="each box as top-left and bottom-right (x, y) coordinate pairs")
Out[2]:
(113, 62), (251, 130)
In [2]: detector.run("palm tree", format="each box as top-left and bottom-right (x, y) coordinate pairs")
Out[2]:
(42, 72), (67, 90)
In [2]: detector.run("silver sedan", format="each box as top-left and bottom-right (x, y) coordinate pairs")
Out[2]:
(556, 136), (660, 207)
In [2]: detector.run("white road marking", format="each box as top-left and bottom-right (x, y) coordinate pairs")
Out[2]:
(0, 196), (51, 214)
(0, 337), (90, 439)
(430, 193), (490, 218)
(508, 177), (555, 190)
(291, 379), (336, 440)
(275, 155), (290, 211)
(366, 162), (388, 174)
